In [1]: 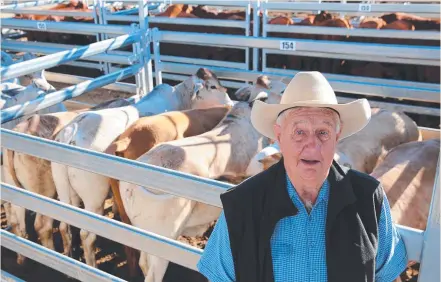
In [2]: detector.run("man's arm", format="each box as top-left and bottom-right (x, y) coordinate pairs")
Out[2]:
(375, 189), (408, 282)
(197, 211), (236, 282)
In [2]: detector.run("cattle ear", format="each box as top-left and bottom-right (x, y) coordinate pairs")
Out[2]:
(196, 67), (214, 80)
(256, 75), (270, 89)
(249, 93), (268, 107)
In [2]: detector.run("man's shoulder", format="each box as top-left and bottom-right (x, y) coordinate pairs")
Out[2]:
(220, 160), (280, 203)
(346, 166), (384, 203)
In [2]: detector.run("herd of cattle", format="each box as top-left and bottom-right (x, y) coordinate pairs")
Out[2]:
(1, 50), (439, 282)
(8, 0), (440, 85)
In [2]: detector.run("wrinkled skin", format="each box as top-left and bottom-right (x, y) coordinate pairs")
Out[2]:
(273, 107), (341, 207)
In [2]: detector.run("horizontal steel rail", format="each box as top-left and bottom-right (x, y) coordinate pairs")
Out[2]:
(263, 48), (437, 67)
(44, 71), (137, 93)
(264, 24), (440, 40)
(0, 128), (229, 208)
(1, 65), (139, 123)
(149, 17), (247, 28)
(147, 0), (252, 6)
(0, 229), (125, 282)
(0, 0), (65, 9)
(1, 18), (133, 35)
(159, 62), (440, 104)
(1, 8), (93, 17)
(336, 97), (440, 116)
(263, 2), (440, 15)
(155, 31), (440, 66)
(2, 40), (133, 65)
(157, 54), (247, 70)
(0, 183), (203, 272)
(0, 270), (25, 282)
(1, 33), (139, 81)
(0, 130), (426, 262)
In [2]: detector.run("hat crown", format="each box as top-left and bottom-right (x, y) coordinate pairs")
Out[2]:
(280, 71), (337, 105)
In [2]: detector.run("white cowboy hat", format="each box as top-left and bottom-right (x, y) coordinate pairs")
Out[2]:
(251, 71), (371, 140)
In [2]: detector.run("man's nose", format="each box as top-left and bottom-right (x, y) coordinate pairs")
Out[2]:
(305, 134), (321, 150)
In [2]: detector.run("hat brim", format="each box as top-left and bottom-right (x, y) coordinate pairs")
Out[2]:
(251, 98), (371, 140)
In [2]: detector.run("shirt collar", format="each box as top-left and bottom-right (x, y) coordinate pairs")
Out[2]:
(285, 173), (330, 211)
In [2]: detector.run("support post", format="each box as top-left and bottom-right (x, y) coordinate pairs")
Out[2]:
(138, 0), (154, 94)
(245, 2), (251, 74)
(152, 28), (162, 86)
(252, 0), (261, 71)
(98, 0), (111, 74)
(418, 157), (440, 282)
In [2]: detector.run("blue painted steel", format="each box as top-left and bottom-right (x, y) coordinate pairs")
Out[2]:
(0, 229), (125, 282)
(1, 183), (205, 257)
(1, 65), (140, 123)
(1, 33), (140, 81)
(1, 270), (25, 282)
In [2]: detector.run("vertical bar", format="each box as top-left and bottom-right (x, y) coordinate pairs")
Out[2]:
(133, 41), (145, 97)
(138, 0), (153, 94)
(252, 0), (260, 71)
(262, 1), (268, 72)
(98, 0), (111, 74)
(244, 3), (251, 73)
(152, 28), (162, 86)
(131, 23), (144, 97)
(418, 157), (440, 282)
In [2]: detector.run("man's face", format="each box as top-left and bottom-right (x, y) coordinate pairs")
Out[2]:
(273, 107), (341, 185)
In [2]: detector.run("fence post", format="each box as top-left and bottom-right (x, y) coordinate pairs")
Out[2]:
(252, 0), (261, 72)
(138, 0), (154, 94)
(418, 156), (440, 282)
(152, 27), (162, 86)
(97, 0), (111, 74)
(131, 23), (145, 97)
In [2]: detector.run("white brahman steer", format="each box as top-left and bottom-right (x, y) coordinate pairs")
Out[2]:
(2, 112), (79, 265)
(370, 138), (440, 231)
(1, 98), (134, 265)
(235, 74), (286, 104)
(50, 68), (233, 267)
(104, 105), (231, 277)
(251, 108), (421, 175)
(334, 108), (420, 173)
(119, 97), (269, 282)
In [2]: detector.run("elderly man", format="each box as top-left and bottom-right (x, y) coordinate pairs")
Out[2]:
(197, 72), (408, 282)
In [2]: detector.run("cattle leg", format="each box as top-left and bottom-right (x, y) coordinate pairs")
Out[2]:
(109, 178), (139, 277)
(70, 169), (110, 267)
(145, 256), (169, 282)
(9, 204), (27, 265)
(34, 213), (55, 251)
(51, 163), (81, 257)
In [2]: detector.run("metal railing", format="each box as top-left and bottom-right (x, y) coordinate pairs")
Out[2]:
(151, 29), (440, 116)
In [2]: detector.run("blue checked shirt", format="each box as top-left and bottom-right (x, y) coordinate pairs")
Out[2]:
(198, 174), (408, 282)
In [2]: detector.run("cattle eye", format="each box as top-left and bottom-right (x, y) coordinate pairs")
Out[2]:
(210, 85), (217, 90)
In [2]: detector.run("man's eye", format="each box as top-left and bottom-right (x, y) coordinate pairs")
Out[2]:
(319, 130), (328, 135)
(296, 130), (304, 135)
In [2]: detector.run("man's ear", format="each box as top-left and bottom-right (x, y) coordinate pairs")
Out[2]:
(273, 123), (282, 144)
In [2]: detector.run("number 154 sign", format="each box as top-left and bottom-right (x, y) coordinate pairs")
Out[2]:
(280, 41), (296, 51)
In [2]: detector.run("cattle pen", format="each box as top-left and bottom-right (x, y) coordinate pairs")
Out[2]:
(0, 0), (440, 282)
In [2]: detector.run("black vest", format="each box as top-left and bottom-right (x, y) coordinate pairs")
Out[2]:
(220, 159), (384, 282)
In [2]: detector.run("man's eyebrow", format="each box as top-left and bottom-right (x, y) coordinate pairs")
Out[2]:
(322, 120), (334, 127)
(292, 120), (307, 126)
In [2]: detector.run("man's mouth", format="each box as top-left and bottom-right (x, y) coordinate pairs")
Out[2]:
(301, 159), (320, 165)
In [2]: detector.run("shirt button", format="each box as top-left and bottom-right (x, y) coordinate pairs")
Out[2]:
(310, 241), (315, 248)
